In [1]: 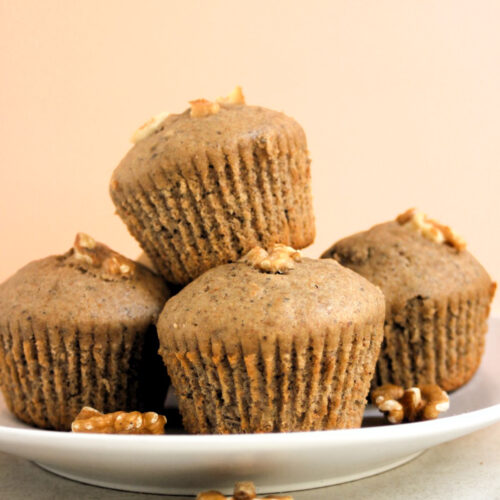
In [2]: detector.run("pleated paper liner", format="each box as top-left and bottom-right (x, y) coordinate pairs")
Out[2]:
(161, 320), (383, 434)
(374, 287), (494, 391)
(111, 130), (315, 285)
(0, 318), (167, 431)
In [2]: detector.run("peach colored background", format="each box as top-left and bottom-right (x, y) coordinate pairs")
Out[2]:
(1, 1), (499, 312)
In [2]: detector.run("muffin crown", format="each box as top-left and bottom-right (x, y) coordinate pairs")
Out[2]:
(0, 239), (170, 334)
(109, 97), (315, 285)
(158, 257), (385, 351)
(111, 104), (307, 188)
(322, 220), (494, 307)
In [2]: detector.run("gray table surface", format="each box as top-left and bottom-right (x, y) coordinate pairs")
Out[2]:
(0, 422), (499, 499)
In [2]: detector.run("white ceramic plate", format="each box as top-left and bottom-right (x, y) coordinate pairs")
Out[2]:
(0, 318), (499, 496)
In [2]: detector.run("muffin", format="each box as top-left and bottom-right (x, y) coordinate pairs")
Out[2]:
(157, 244), (385, 434)
(0, 233), (170, 430)
(110, 87), (315, 285)
(322, 209), (496, 391)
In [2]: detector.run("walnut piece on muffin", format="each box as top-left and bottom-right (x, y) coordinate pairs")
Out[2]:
(240, 244), (302, 273)
(72, 232), (136, 278)
(131, 111), (170, 144)
(396, 208), (466, 251)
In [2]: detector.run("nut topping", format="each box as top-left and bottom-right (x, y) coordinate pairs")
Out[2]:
(240, 244), (302, 274)
(196, 481), (293, 500)
(196, 492), (227, 500)
(372, 384), (449, 424)
(216, 86), (246, 105)
(72, 233), (136, 278)
(131, 111), (170, 144)
(190, 98), (220, 117)
(73, 233), (97, 265)
(233, 482), (257, 500)
(71, 407), (166, 434)
(396, 208), (466, 251)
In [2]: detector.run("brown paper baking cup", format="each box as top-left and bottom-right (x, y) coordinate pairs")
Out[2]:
(160, 320), (383, 434)
(0, 317), (167, 431)
(374, 287), (494, 391)
(111, 132), (315, 285)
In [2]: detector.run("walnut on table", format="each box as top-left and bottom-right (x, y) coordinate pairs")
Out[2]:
(71, 407), (166, 435)
(196, 481), (293, 500)
(371, 384), (449, 424)
(196, 491), (227, 500)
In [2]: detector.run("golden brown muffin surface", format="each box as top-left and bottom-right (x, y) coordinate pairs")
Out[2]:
(322, 219), (496, 391)
(0, 247), (168, 334)
(112, 104), (306, 183)
(110, 101), (315, 284)
(0, 237), (171, 430)
(322, 220), (493, 309)
(159, 258), (383, 351)
(157, 256), (385, 434)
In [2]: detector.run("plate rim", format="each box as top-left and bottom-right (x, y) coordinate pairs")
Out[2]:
(0, 403), (499, 448)
(0, 317), (499, 452)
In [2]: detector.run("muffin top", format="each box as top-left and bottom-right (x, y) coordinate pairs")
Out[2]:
(157, 245), (385, 354)
(322, 210), (495, 307)
(0, 234), (170, 335)
(111, 88), (307, 189)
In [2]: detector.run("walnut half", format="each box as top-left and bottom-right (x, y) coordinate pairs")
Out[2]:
(71, 407), (167, 434)
(240, 244), (302, 274)
(371, 384), (449, 424)
(196, 481), (293, 500)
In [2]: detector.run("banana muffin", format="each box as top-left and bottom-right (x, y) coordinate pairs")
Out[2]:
(322, 209), (496, 391)
(0, 233), (170, 430)
(157, 244), (385, 434)
(110, 87), (315, 285)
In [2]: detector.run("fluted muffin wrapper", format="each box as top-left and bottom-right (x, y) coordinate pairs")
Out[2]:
(111, 133), (315, 284)
(0, 316), (167, 431)
(374, 286), (494, 391)
(160, 320), (383, 434)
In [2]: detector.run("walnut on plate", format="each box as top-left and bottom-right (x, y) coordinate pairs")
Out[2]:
(240, 244), (302, 274)
(71, 407), (166, 435)
(196, 481), (293, 500)
(371, 384), (449, 424)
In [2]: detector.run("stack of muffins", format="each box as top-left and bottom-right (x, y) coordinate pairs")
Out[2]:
(0, 87), (495, 433)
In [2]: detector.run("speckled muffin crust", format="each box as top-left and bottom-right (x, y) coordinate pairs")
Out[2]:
(157, 246), (385, 434)
(110, 89), (315, 285)
(0, 234), (170, 430)
(322, 210), (496, 391)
